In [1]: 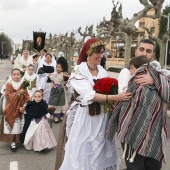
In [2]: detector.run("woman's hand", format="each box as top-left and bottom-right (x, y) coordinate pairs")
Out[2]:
(51, 82), (54, 88)
(135, 67), (154, 86)
(19, 89), (25, 94)
(19, 106), (25, 113)
(65, 86), (68, 90)
(115, 92), (132, 101)
(49, 115), (53, 119)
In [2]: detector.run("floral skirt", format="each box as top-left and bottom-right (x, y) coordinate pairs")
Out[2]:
(24, 118), (57, 151)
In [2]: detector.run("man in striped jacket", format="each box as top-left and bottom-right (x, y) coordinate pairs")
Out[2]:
(107, 39), (169, 170)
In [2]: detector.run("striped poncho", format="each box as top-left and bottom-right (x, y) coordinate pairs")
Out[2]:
(107, 64), (169, 162)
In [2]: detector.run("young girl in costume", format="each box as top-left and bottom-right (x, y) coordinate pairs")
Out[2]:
(23, 64), (37, 98)
(23, 90), (57, 151)
(49, 60), (68, 123)
(0, 68), (30, 151)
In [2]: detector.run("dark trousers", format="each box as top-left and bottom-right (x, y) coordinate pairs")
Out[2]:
(122, 143), (162, 170)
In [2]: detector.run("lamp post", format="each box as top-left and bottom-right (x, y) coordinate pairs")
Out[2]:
(1, 41), (6, 56)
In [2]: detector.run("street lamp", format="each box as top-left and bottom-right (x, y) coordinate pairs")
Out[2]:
(1, 41), (6, 55)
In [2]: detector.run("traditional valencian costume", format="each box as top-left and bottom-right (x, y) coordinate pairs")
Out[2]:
(13, 50), (32, 71)
(23, 70), (37, 98)
(49, 56), (68, 123)
(0, 79), (30, 145)
(36, 56), (56, 103)
(23, 99), (57, 151)
(49, 73), (68, 122)
(58, 38), (120, 170)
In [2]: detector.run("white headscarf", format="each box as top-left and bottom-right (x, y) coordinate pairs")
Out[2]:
(58, 51), (64, 58)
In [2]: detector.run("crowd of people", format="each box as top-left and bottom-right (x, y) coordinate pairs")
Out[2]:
(0, 49), (68, 152)
(55, 38), (170, 170)
(0, 37), (169, 170)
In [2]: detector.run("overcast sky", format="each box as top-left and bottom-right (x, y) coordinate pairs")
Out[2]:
(0, 0), (169, 45)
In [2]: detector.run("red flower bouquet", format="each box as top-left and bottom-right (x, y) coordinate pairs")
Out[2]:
(48, 106), (56, 128)
(93, 77), (118, 113)
(63, 75), (69, 81)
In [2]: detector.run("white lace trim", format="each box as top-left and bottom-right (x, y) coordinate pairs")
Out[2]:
(66, 103), (78, 137)
(11, 80), (23, 90)
(24, 71), (37, 81)
(54, 105), (67, 114)
(103, 165), (118, 170)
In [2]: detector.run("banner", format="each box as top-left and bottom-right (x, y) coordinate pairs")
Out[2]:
(33, 31), (46, 52)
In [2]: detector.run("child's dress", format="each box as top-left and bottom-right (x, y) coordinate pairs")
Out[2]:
(49, 73), (68, 119)
(0, 80), (30, 143)
(23, 100), (57, 151)
(23, 71), (37, 98)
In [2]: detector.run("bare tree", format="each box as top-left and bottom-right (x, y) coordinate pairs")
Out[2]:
(96, 0), (164, 66)
(112, 0), (164, 65)
(77, 25), (95, 43)
(142, 24), (163, 67)
(63, 31), (76, 73)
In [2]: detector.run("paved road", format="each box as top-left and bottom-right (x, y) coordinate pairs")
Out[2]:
(0, 60), (169, 170)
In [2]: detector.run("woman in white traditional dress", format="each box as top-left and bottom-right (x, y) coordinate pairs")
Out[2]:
(13, 50), (32, 72)
(58, 38), (132, 170)
(36, 53), (56, 103)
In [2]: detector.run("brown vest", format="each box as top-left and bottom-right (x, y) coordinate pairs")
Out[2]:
(74, 90), (100, 116)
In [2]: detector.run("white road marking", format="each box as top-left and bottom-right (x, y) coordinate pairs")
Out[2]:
(10, 161), (18, 170)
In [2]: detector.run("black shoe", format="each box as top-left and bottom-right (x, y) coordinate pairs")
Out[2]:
(54, 120), (60, 123)
(54, 118), (62, 123)
(11, 142), (17, 152)
(40, 148), (49, 152)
